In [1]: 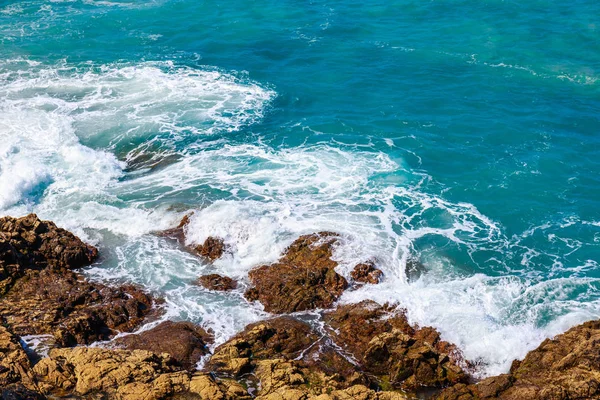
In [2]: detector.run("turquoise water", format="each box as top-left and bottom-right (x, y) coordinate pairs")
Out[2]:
(1, 0), (599, 376)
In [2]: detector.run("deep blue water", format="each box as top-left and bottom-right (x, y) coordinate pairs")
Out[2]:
(1, 0), (599, 376)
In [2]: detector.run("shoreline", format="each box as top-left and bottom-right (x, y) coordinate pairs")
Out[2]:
(0, 213), (597, 399)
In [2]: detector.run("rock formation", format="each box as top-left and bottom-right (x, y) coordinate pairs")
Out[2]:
(324, 301), (467, 391)
(244, 232), (348, 313)
(351, 262), (383, 285)
(115, 321), (213, 370)
(436, 319), (600, 400)
(196, 273), (237, 291)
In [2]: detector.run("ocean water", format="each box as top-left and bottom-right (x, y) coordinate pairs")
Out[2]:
(1, 0), (599, 377)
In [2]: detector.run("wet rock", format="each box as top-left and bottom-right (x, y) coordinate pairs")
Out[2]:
(0, 214), (98, 295)
(162, 214), (227, 261)
(323, 301), (467, 391)
(195, 237), (226, 261)
(0, 267), (156, 347)
(245, 232), (348, 313)
(0, 385), (45, 400)
(351, 262), (383, 285)
(196, 274), (237, 291)
(436, 319), (600, 400)
(115, 321), (213, 370)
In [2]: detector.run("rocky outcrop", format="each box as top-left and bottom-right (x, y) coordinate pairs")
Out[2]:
(245, 232), (348, 313)
(196, 274), (237, 291)
(0, 214), (156, 348)
(0, 267), (155, 347)
(351, 262), (383, 285)
(115, 321), (213, 370)
(0, 214), (98, 295)
(324, 301), (467, 391)
(32, 346), (243, 400)
(436, 319), (600, 400)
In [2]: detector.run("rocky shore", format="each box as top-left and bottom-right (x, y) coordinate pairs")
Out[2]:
(1, 214), (598, 399)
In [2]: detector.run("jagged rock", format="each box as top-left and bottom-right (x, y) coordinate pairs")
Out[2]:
(0, 214), (157, 348)
(436, 320), (600, 400)
(245, 232), (348, 313)
(0, 214), (98, 295)
(351, 262), (383, 285)
(0, 267), (155, 347)
(0, 326), (38, 392)
(0, 385), (45, 400)
(207, 317), (319, 376)
(323, 301), (467, 391)
(195, 237), (226, 261)
(115, 321), (213, 370)
(196, 274), (237, 291)
(33, 346), (249, 400)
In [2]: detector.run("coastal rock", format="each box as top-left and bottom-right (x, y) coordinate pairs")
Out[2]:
(115, 321), (213, 370)
(436, 319), (600, 400)
(0, 214), (156, 348)
(0, 326), (38, 392)
(196, 274), (237, 291)
(162, 214), (227, 261)
(33, 346), (248, 400)
(0, 214), (98, 295)
(351, 262), (383, 285)
(207, 317), (319, 376)
(195, 237), (226, 261)
(323, 301), (467, 390)
(245, 232), (348, 313)
(0, 267), (155, 347)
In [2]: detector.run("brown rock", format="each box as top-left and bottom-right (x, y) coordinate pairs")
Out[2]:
(0, 267), (156, 347)
(0, 214), (98, 295)
(33, 346), (248, 400)
(196, 274), (237, 291)
(0, 326), (39, 392)
(351, 262), (383, 285)
(323, 301), (467, 391)
(244, 232), (348, 313)
(115, 321), (213, 370)
(436, 319), (600, 400)
(195, 237), (226, 261)
(161, 214), (227, 261)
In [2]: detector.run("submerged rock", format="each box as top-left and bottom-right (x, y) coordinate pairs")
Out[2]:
(115, 321), (213, 370)
(323, 301), (467, 391)
(196, 273), (237, 291)
(351, 262), (383, 285)
(245, 232), (348, 313)
(162, 214), (227, 261)
(436, 319), (600, 400)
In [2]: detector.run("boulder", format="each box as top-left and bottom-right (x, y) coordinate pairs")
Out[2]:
(245, 232), (348, 313)
(115, 321), (213, 370)
(351, 262), (383, 285)
(196, 274), (237, 291)
(0, 214), (98, 295)
(436, 319), (600, 400)
(323, 301), (467, 391)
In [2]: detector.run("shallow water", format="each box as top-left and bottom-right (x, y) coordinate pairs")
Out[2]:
(1, 0), (599, 377)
